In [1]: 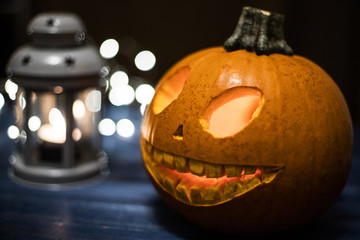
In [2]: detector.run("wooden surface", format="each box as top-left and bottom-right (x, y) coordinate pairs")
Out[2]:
(0, 103), (359, 239)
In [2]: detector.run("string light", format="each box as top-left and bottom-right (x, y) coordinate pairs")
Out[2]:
(108, 85), (135, 106)
(116, 119), (135, 138)
(134, 50), (156, 71)
(98, 118), (116, 136)
(28, 116), (41, 132)
(7, 125), (20, 140)
(5, 79), (18, 100)
(110, 71), (129, 88)
(0, 93), (4, 110)
(86, 90), (102, 112)
(140, 103), (147, 115)
(100, 39), (119, 59)
(135, 84), (155, 104)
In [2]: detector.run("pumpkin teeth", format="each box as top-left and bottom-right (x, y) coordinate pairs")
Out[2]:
(145, 140), (282, 178)
(189, 159), (205, 176)
(153, 148), (164, 164)
(142, 140), (283, 206)
(163, 152), (176, 170)
(224, 165), (243, 177)
(173, 155), (188, 173)
(204, 162), (224, 178)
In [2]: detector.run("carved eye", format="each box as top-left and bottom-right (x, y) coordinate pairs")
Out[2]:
(152, 66), (190, 115)
(202, 87), (263, 138)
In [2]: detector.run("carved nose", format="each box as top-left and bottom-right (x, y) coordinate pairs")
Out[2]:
(173, 124), (183, 140)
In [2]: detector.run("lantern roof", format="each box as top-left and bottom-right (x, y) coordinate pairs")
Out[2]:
(27, 12), (85, 35)
(6, 12), (107, 82)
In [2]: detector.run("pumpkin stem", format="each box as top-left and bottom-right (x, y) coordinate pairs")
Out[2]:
(224, 7), (293, 56)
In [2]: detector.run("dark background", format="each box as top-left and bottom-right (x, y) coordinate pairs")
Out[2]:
(0, 1), (359, 239)
(1, 0), (359, 122)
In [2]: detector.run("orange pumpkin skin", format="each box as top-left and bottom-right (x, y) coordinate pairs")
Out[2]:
(140, 46), (353, 234)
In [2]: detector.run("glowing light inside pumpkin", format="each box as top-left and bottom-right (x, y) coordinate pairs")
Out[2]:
(204, 87), (262, 138)
(152, 66), (190, 114)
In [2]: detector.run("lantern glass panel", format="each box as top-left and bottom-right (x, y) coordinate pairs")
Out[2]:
(15, 85), (103, 168)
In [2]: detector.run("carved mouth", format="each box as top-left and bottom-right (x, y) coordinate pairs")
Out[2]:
(141, 139), (283, 206)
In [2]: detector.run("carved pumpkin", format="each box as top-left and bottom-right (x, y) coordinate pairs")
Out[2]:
(141, 7), (353, 234)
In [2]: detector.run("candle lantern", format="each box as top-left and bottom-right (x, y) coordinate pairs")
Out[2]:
(6, 12), (109, 188)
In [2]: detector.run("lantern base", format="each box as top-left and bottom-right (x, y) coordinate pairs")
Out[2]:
(8, 151), (109, 190)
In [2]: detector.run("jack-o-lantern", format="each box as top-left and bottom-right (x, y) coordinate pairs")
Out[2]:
(140, 7), (353, 234)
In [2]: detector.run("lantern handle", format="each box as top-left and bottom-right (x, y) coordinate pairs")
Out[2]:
(224, 6), (293, 56)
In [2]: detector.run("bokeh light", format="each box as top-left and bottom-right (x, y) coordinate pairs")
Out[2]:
(135, 84), (155, 104)
(110, 71), (129, 88)
(116, 119), (135, 138)
(73, 99), (86, 119)
(72, 128), (82, 141)
(5, 79), (18, 100)
(19, 130), (27, 144)
(28, 116), (41, 132)
(108, 85), (135, 106)
(49, 108), (66, 129)
(98, 118), (116, 136)
(134, 50), (156, 71)
(38, 124), (65, 144)
(19, 93), (26, 110)
(86, 90), (102, 112)
(53, 86), (63, 94)
(7, 125), (20, 140)
(140, 103), (147, 115)
(0, 93), (4, 110)
(100, 39), (119, 59)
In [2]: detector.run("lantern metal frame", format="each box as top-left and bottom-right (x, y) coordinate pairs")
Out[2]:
(6, 12), (109, 189)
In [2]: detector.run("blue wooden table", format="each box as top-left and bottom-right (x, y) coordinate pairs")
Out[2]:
(0, 102), (359, 240)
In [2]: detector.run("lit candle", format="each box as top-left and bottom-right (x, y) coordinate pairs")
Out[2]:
(38, 123), (66, 144)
